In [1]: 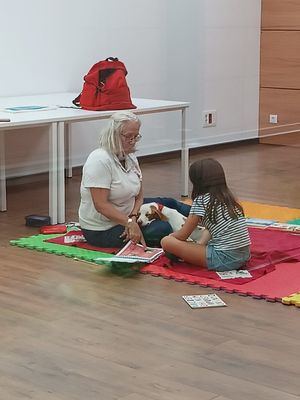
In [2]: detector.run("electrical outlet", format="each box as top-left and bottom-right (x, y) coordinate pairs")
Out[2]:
(203, 110), (216, 127)
(269, 114), (278, 124)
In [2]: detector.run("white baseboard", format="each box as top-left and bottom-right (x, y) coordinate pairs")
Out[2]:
(6, 159), (50, 180)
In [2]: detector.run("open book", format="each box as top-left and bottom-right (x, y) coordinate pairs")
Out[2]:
(95, 241), (164, 264)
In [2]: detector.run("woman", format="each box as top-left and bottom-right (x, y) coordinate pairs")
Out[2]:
(79, 110), (190, 248)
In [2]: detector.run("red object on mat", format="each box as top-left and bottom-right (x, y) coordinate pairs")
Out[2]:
(40, 225), (67, 234)
(46, 228), (300, 301)
(46, 231), (117, 254)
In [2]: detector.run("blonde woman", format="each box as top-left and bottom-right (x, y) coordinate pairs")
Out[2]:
(79, 111), (190, 248)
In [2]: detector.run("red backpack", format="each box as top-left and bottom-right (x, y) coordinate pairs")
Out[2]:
(73, 57), (136, 111)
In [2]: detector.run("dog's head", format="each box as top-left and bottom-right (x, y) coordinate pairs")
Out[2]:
(137, 202), (168, 226)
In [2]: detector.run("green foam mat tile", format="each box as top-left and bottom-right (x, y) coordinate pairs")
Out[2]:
(10, 233), (113, 263)
(288, 219), (300, 225)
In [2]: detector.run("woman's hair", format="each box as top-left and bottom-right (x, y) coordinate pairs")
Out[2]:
(99, 110), (140, 156)
(189, 158), (244, 223)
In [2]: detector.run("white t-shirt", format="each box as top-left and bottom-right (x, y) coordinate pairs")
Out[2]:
(79, 149), (142, 230)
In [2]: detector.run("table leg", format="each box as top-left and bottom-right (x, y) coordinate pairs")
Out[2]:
(0, 131), (7, 211)
(65, 122), (73, 178)
(49, 122), (58, 225)
(181, 108), (189, 197)
(57, 122), (65, 223)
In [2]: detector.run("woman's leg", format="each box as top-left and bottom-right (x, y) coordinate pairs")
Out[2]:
(144, 197), (191, 217)
(142, 220), (173, 247)
(81, 225), (125, 248)
(161, 235), (207, 267)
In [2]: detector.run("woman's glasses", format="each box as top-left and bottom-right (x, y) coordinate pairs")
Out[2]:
(121, 133), (142, 143)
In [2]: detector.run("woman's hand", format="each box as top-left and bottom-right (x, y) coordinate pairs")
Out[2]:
(127, 220), (142, 243)
(120, 220), (146, 246)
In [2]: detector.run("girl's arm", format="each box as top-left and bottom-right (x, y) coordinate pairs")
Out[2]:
(171, 214), (202, 241)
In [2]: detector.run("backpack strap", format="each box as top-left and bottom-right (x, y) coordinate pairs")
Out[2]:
(72, 94), (81, 107)
(106, 57), (119, 62)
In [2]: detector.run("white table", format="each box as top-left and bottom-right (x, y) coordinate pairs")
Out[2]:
(0, 93), (190, 224)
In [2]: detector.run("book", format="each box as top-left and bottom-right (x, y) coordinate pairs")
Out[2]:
(2, 105), (57, 113)
(182, 294), (227, 309)
(95, 241), (164, 264)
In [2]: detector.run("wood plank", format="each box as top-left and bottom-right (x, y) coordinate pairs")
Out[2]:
(260, 31), (300, 89)
(261, 0), (300, 30)
(259, 87), (300, 145)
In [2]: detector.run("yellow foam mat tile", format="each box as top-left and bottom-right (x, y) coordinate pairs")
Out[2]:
(182, 198), (300, 222)
(282, 293), (300, 307)
(240, 201), (300, 222)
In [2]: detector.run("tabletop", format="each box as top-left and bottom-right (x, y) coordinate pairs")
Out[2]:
(0, 93), (190, 130)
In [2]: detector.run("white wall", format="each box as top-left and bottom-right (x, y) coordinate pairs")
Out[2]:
(0, 0), (261, 178)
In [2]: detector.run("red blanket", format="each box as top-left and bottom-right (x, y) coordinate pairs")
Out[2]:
(46, 228), (300, 285)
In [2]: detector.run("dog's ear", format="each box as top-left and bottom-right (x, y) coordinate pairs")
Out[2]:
(148, 205), (168, 221)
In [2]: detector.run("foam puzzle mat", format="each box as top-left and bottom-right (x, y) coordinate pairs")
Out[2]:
(240, 201), (300, 222)
(183, 199), (300, 223)
(10, 233), (114, 263)
(282, 293), (300, 307)
(9, 201), (300, 307)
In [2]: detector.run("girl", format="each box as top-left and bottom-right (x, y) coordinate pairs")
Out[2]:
(161, 158), (251, 271)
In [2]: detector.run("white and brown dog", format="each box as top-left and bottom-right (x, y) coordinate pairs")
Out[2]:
(137, 202), (204, 242)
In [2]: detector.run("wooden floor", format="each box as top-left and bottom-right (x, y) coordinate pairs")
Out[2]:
(1, 141), (300, 400)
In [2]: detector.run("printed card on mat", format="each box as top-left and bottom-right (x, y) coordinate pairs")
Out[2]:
(216, 270), (252, 279)
(182, 294), (227, 309)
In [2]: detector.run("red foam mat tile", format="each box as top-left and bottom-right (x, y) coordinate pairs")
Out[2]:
(142, 261), (300, 302)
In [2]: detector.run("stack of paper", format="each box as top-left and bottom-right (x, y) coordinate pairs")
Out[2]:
(246, 219), (300, 233)
(268, 223), (300, 233)
(246, 218), (276, 228)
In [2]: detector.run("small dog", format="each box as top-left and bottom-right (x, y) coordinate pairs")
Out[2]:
(137, 202), (204, 242)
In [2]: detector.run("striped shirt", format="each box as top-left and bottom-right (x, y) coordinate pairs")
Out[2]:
(190, 194), (251, 250)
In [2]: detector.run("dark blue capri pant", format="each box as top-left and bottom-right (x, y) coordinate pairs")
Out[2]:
(81, 197), (191, 248)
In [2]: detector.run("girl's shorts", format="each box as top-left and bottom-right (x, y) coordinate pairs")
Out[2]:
(206, 245), (250, 272)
